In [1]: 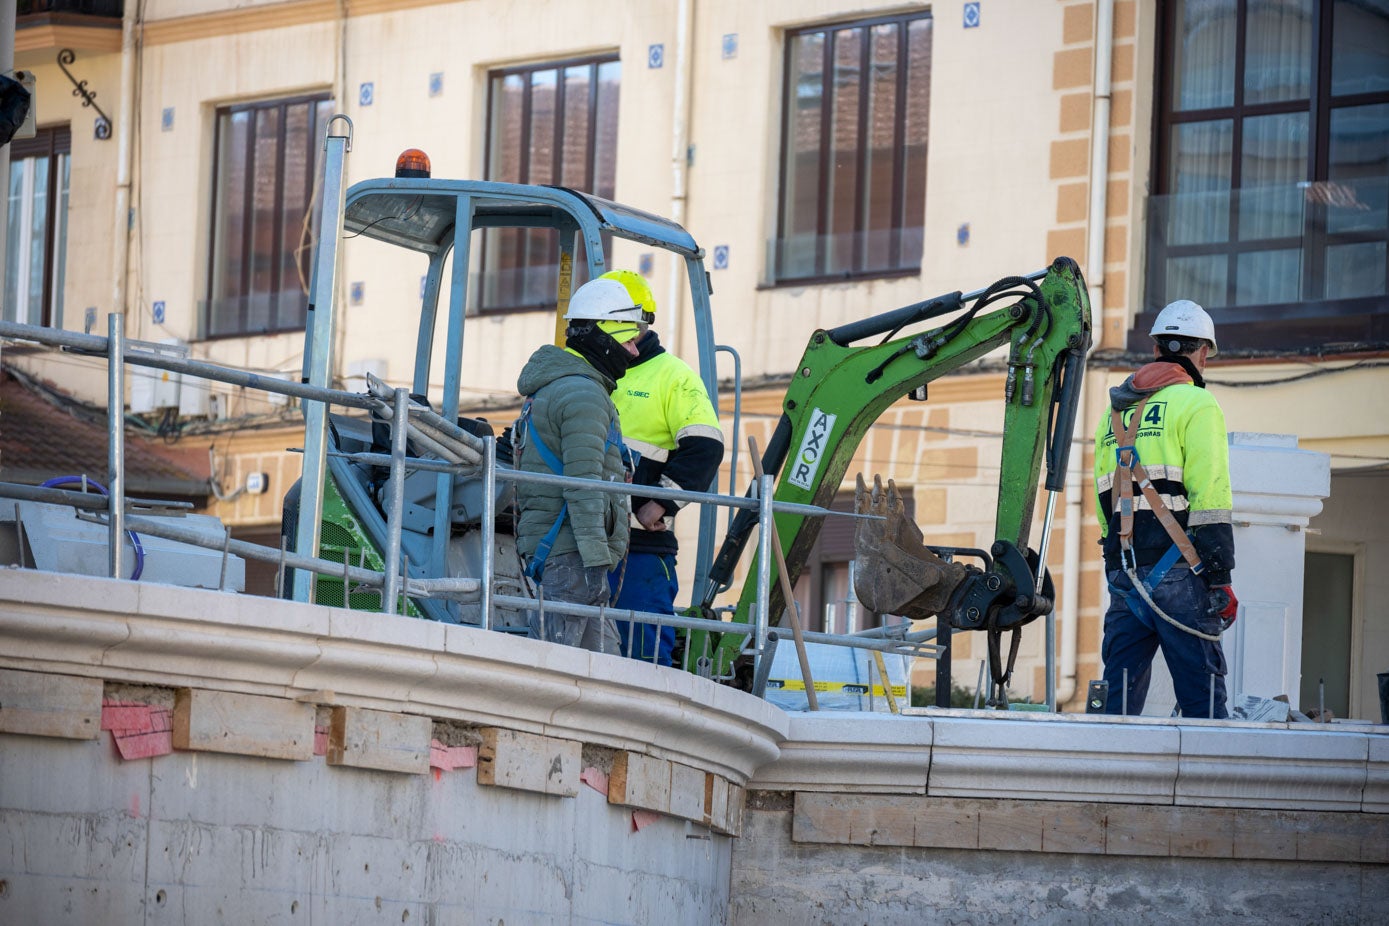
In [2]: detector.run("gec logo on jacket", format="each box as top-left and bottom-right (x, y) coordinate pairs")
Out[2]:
(788, 408), (837, 490)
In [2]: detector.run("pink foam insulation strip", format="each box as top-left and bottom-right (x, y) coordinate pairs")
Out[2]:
(631, 809), (662, 832)
(101, 700), (173, 760)
(429, 740), (478, 772)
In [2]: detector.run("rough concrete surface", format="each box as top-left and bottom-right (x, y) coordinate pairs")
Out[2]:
(730, 806), (1389, 925)
(0, 733), (731, 925)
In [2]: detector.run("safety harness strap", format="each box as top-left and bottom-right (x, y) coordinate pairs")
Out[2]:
(516, 390), (628, 582)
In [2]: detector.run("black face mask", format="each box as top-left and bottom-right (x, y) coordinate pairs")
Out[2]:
(565, 323), (632, 386)
(1156, 352), (1206, 388)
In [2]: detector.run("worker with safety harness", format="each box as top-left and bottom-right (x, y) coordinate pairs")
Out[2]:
(512, 277), (643, 654)
(599, 270), (724, 666)
(1094, 300), (1239, 718)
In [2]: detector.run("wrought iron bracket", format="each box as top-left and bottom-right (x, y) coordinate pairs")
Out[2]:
(56, 48), (112, 140)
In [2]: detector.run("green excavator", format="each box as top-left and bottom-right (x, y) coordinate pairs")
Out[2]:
(284, 127), (1092, 706)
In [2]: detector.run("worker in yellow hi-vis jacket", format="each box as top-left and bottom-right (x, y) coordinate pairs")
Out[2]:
(601, 270), (725, 666)
(1094, 300), (1238, 718)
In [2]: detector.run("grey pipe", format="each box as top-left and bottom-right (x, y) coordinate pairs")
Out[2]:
(382, 389), (409, 614)
(107, 314), (126, 580)
(480, 436), (497, 631)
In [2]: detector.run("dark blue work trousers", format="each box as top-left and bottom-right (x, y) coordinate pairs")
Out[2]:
(1102, 563), (1228, 718)
(609, 552), (678, 666)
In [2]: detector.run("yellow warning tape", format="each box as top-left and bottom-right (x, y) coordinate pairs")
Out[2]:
(767, 679), (907, 697)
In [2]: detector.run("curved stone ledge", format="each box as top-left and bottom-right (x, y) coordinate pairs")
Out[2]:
(0, 569), (787, 783)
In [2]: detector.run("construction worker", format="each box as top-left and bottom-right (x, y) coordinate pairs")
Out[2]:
(513, 277), (643, 654)
(1094, 299), (1239, 718)
(601, 269), (724, 666)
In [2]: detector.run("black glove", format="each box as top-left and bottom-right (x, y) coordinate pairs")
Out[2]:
(1206, 585), (1238, 632)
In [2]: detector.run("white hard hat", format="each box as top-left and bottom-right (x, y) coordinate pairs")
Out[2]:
(564, 278), (646, 324)
(1150, 299), (1217, 354)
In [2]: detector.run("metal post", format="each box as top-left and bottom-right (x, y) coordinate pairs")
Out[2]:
(1036, 490), (1060, 711)
(381, 389), (409, 615)
(1122, 667), (1129, 716)
(1046, 609), (1057, 712)
(753, 474), (775, 686)
(293, 118), (352, 602)
(107, 314), (126, 579)
(935, 620), (953, 708)
(480, 436), (497, 630)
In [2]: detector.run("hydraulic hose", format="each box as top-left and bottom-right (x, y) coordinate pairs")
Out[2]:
(1123, 566), (1222, 642)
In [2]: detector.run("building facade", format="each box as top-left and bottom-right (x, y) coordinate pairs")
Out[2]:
(7, 0), (1387, 716)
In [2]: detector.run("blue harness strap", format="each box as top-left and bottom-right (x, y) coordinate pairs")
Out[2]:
(1141, 541), (1185, 595)
(517, 393), (628, 582)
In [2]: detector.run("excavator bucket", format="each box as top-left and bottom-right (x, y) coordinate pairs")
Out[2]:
(852, 473), (970, 621)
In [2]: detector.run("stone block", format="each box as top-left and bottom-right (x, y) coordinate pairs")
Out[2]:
(476, 727), (579, 797)
(609, 751), (671, 813)
(171, 688), (313, 760)
(326, 706), (431, 775)
(0, 668), (102, 740)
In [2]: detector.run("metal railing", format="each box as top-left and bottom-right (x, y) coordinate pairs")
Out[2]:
(0, 315), (940, 699)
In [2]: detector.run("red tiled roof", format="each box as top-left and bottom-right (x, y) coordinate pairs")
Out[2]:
(0, 370), (210, 499)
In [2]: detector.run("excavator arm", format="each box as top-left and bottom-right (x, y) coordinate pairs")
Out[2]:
(698, 257), (1091, 689)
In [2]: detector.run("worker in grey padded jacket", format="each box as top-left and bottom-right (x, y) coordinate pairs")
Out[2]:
(513, 277), (645, 653)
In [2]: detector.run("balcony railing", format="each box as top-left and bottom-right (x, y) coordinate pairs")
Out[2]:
(1141, 178), (1389, 353)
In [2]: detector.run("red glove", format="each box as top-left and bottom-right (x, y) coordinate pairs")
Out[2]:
(1207, 585), (1238, 631)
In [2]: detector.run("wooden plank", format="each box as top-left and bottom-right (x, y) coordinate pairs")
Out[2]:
(668, 761), (707, 823)
(913, 799), (979, 850)
(1168, 806), (1234, 858)
(978, 800), (1044, 852)
(704, 774), (729, 831)
(792, 790), (853, 844)
(0, 668), (102, 740)
(476, 727), (578, 797)
(793, 792), (1389, 863)
(1102, 804), (1172, 857)
(326, 706), (430, 775)
(1040, 802), (1106, 854)
(608, 751), (671, 814)
(721, 784), (746, 837)
(171, 688), (314, 760)
(1231, 809), (1298, 861)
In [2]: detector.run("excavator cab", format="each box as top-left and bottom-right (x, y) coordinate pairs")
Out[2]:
(284, 129), (722, 623)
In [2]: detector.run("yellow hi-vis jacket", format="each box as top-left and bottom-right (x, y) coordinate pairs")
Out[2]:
(1094, 374), (1235, 583)
(613, 332), (724, 556)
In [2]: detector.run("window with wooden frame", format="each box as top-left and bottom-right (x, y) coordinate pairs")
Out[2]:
(206, 94), (334, 339)
(481, 55), (620, 312)
(773, 12), (932, 285)
(1144, 0), (1389, 352)
(4, 125), (70, 328)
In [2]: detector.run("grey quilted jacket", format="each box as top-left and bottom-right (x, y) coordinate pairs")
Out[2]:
(514, 345), (630, 569)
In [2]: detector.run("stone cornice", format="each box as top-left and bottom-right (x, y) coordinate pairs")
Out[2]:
(0, 569), (786, 782)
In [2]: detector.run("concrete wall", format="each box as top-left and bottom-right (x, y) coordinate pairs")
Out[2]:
(1, 574), (1386, 923)
(733, 712), (1389, 925)
(731, 805), (1387, 925)
(2, 734), (731, 925)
